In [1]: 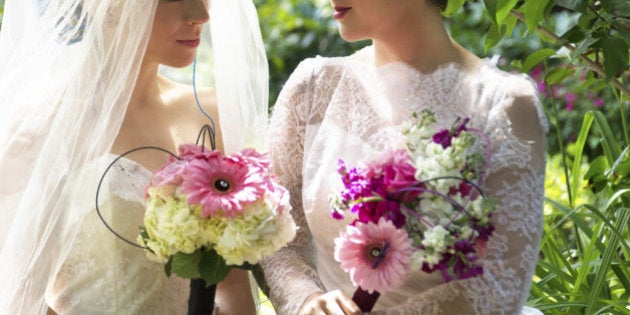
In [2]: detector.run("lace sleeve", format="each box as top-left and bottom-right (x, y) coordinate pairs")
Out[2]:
(373, 76), (547, 315)
(260, 59), (326, 315)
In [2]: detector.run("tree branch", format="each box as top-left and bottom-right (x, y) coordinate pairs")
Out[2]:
(510, 10), (630, 97)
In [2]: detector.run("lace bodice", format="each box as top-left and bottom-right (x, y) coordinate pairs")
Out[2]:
(46, 156), (189, 314)
(261, 47), (547, 315)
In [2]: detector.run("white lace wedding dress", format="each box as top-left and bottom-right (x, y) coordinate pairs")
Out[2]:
(261, 47), (548, 315)
(46, 156), (189, 314)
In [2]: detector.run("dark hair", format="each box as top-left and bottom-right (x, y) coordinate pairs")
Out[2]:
(429, 0), (447, 11)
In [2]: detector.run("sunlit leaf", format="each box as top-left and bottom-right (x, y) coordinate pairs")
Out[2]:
(443, 0), (465, 17)
(570, 113), (594, 204)
(484, 23), (503, 52)
(545, 67), (574, 84)
(522, 0), (550, 33)
(484, 0), (498, 23)
(496, 0), (519, 25)
(523, 48), (556, 71)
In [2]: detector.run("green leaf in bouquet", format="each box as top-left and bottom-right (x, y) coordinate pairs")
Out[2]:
(171, 251), (203, 279)
(198, 249), (231, 286)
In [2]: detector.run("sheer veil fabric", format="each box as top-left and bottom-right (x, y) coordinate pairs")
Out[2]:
(0, 0), (268, 313)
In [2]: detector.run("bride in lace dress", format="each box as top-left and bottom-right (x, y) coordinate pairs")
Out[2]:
(0, 0), (267, 314)
(260, 0), (547, 314)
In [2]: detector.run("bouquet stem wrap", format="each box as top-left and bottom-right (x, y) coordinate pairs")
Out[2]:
(188, 279), (216, 315)
(352, 287), (380, 312)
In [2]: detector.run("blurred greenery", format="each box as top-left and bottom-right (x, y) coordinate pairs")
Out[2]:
(254, 0), (367, 107)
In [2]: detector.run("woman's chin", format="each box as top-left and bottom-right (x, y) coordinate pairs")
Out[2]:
(166, 58), (196, 69)
(338, 28), (367, 43)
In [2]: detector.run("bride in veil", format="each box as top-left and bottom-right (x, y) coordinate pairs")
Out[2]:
(0, 0), (268, 313)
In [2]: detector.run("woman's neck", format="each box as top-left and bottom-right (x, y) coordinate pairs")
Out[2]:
(372, 10), (477, 73)
(129, 62), (163, 108)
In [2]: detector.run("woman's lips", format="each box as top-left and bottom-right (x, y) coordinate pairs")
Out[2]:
(177, 38), (200, 48)
(333, 6), (351, 20)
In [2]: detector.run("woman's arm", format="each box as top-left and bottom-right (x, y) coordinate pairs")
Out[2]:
(260, 59), (334, 315)
(214, 269), (256, 315)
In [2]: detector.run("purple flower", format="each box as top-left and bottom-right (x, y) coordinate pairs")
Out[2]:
(449, 181), (473, 197)
(565, 92), (577, 111)
(432, 117), (470, 149)
(421, 240), (484, 282)
(474, 219), (495, 242)
(432, 129), (453, 148)
(356, 198), (406, 228)
(366, 150), (418, 202)
(451, 240), (483, 280)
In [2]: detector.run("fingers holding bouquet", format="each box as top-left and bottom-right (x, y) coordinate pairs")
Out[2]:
(299, 290), (362, 315)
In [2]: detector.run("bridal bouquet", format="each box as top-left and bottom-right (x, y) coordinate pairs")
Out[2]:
(137, 143), (296, 311)
(330, 110), (496, 311)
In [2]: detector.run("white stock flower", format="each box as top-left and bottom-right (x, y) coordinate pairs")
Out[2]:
(422, 225), (452, 254)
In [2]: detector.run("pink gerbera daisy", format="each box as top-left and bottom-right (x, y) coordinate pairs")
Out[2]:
(334, 218), (413, 293)
(181, 154), (266, 218)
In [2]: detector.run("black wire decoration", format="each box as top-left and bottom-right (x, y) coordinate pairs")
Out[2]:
(94, 124), (216, 248)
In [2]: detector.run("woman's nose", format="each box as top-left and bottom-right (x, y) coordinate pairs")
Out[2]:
(185, 0), (210, 25)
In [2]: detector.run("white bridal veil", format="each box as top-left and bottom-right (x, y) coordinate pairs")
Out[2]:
(0, 0), (268, 313)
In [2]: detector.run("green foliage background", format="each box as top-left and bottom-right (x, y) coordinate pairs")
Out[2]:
(1, 1), (629, 313)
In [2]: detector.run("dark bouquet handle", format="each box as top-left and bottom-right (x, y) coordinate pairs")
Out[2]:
(352, 287), (380, 312)
(188, 279), (216, 315)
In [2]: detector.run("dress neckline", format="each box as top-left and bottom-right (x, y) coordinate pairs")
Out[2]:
(106, 153), (153, 178)
(339, 45), (498, 81)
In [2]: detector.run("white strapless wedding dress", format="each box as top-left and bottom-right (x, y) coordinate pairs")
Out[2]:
(46, 156), (189, 314)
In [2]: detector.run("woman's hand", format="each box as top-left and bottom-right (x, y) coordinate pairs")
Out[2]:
(298, 290), (362, 315)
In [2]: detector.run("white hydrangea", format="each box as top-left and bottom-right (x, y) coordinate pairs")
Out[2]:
(215, 191), (296, 266)
(139, 187), (211, 263)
